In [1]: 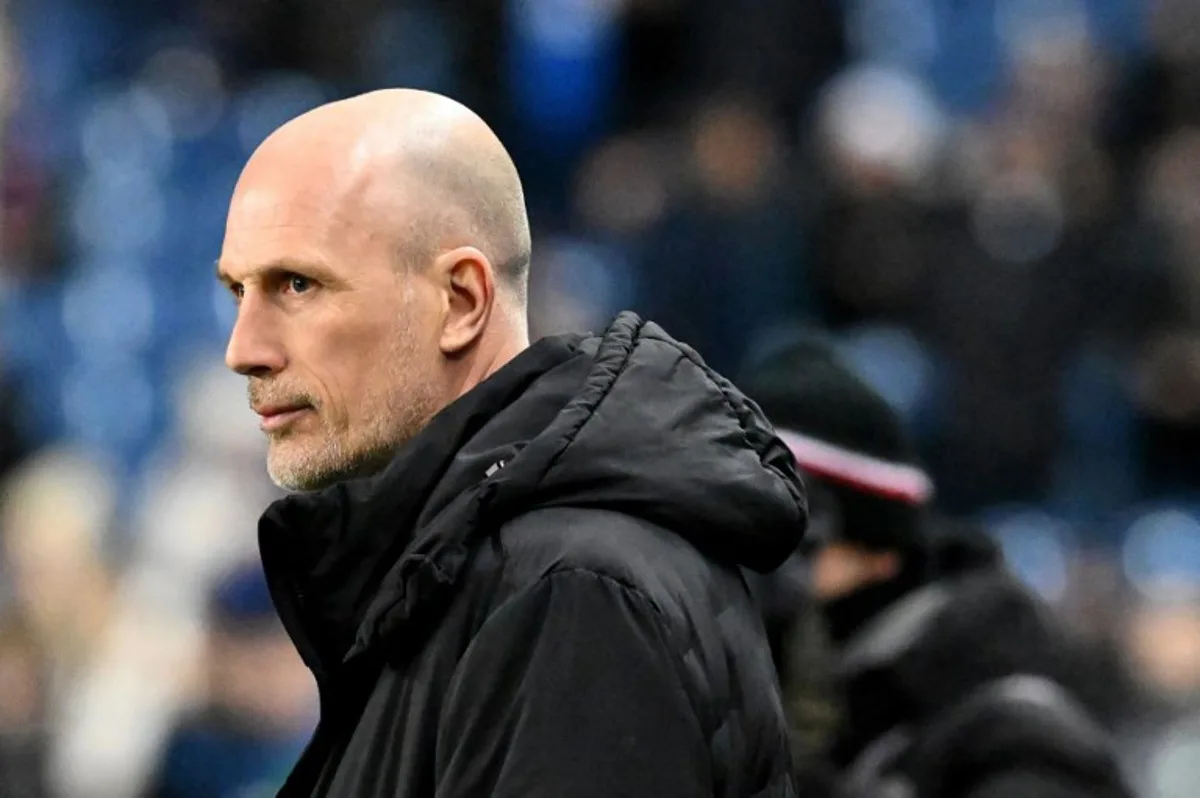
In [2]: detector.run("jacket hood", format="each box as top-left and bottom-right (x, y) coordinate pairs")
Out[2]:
(260, 312), (807, 680)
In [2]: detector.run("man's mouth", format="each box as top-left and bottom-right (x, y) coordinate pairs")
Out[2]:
(254, 404), (313, 432)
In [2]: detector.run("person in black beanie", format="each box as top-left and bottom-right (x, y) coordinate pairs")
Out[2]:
(743, 339), (1134, 798)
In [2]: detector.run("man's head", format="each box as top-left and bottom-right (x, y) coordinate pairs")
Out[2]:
(743, 339), (934, 602)
(218, 89), (532, 491)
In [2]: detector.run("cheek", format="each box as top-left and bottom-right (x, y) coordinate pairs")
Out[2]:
(293, 279), (445, 422)
(292, 315), (398, 413)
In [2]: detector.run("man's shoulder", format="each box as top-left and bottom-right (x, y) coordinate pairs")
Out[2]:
(461, 506), (793, 784)
(495, 506), (721, 581)
(485, 506), (741, 617)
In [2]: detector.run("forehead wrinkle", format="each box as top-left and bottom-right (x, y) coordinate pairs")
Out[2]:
(233, 179), (378, 259)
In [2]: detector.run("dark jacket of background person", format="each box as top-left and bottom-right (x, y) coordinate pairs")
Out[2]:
(260, 314), (808, 798)
(743, 340), (1132, 798)
(0, 615), (49, 798)
(827, 526), (1131, 798)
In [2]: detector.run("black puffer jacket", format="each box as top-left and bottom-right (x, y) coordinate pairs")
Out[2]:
(260, 313), (808, 797)
(828, 533), (1132, 798)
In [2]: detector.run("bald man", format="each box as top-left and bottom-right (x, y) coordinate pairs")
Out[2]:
(217, 89), (807, 798)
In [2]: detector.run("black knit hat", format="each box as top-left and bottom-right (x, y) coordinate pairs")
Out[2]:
(742, 338), (933, 553)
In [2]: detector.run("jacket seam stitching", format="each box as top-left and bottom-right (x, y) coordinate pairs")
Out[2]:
(538, 565), (716, 746)
(535, 314), (645, 484)
(666, 340), (807, 516)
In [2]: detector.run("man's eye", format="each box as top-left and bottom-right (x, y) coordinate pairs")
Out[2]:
(287, 275), (313, 294)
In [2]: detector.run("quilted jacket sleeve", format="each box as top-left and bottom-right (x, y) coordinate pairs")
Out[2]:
(434, 568), (711, 798)
(965, 768), (1126, 798)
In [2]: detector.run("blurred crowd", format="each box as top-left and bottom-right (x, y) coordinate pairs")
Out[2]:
(0, 0), (1197, 796)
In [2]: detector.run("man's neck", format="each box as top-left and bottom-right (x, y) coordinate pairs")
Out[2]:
(454, 326), (530, 401)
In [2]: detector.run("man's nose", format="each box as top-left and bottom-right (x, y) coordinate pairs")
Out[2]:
(225, 296), (286, 377)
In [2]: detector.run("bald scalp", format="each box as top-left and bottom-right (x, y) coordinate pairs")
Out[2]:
(394, 127), (532, 302)
(247, 89), (532, 303)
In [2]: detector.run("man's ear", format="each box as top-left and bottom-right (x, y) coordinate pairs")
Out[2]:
(432, 246), (494, 356)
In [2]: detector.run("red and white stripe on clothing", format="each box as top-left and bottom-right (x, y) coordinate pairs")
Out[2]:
(775, 427), (934, 506)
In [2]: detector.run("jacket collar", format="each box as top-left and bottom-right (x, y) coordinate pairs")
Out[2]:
(259, 333), (583, 681)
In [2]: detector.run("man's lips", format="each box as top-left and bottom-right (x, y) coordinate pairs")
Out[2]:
(254, 404), (313, 431)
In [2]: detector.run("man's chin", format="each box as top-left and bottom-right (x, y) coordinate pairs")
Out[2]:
(267, 447), (339, 493)
(267, 448), (396, 493)
(268, 465), (331, 493)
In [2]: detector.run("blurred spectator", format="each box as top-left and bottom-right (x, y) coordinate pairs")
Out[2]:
(810, 64), (948, 327)
(190, 0), (381, 87)
(501, 0), (627, 224)
(1054, 553), (1145, 731)
(49, 357), (275, 798)
(1130, 128), (1200, 495)
(0, 359), (30, 482)
(632, 94), (810, 374)
(1126, 596), (1200, 707)
(526, 234), (634, 340)
(144, 561), (314, 798)
(1120, 595), (1200, 797)
(0, 613), (49, 798)
(572, 129), (671, 239)
(0, 4), (67, 288)
(913, 28), (1126, 511)
(1106, 0), (1200, 172)
(0, 446), (116, 690)
(682, 0), (845, 125)
(746, 339), (1131, 798)
(1136, 330), (1200, 494)
(0, 135), (62, 286)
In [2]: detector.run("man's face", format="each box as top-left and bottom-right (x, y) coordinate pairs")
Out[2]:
(811, 541), (901, 602)
(219, 176), (448, 491)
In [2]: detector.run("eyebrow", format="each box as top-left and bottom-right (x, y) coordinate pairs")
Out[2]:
(215, 257), (333, 285)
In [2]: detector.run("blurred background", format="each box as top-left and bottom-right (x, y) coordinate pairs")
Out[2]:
(0, 0), (1197, 795)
